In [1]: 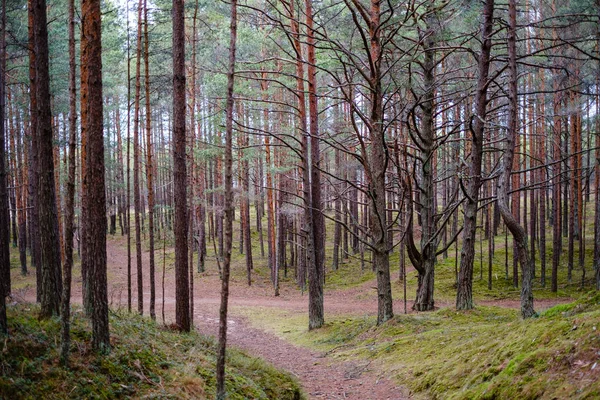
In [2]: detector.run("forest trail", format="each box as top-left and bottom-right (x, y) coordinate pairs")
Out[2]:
(103, 236), (410, 399)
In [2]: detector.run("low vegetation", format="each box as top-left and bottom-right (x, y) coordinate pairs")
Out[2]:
(0, 304), (303, 400)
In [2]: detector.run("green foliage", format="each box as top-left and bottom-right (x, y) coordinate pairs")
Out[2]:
(0, 305), (304, 400)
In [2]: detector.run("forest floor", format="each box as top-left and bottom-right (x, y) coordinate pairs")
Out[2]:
(106, 237), (410, 399)
(12, 235), (578, 399)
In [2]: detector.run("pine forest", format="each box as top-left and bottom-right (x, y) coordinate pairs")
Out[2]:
(1, 0), (600, 398)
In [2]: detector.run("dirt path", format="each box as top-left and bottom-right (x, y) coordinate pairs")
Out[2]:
(103, 238), (411, 399)
(195, 311), (408, 399)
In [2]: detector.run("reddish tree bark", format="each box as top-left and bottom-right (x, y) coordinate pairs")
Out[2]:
(81, 0), (109, 350)
(173, 0), (190, 332)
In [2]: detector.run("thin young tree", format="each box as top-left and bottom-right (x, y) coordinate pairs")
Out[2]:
(216, 0), (237, 395)
(0, 0), (8, 336)
(125, 0), (133, 312)
(60, 0), (77, 365)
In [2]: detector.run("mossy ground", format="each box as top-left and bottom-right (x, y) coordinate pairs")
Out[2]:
(0, 305), (303, 400)
(239, 294), (600, 399)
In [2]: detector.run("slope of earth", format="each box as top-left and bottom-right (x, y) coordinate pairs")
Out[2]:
(0, 304), (303, 400)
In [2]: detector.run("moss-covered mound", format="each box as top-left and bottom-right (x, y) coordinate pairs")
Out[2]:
(0, 305), (303, 400)
(243, 293), (600, 399)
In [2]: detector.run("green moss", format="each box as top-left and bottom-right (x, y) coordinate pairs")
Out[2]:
(242, 295), (600, 400)
(0, 305), (304, 400)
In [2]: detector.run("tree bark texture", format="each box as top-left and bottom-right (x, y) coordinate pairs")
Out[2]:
(173, 0), (190, 332)
(143, 0), (156, 320)
(81, 0), (110, 350)
(216, 0), (237, 397)
(60, 0), (77, 364)
(367, 0), (393, 324)
(498, 0), (535, 319)
(32, 0), (62, 319)
(456, 0), (494, 310)
(0, 0), (8, 335)
(306, 0), (324, 329)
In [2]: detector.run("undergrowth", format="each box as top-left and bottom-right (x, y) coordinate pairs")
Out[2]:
(0, 304), (303, 400)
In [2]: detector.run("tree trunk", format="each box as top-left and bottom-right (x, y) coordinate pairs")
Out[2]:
(456, 0), (494, 310)
(133, 0), (144, 315)
(143, 0), (156, 320)
(126, 0), (132, 312)
(365, 0), (393, 324)
(498, 0), (535, 319)
(173, 0), (190, 332)
(32, 0), (62, 319)
(0, 0), (8, 335)
(595, 57), (600, 289)
(28, 0), (42, 303)
(216, 1), (237, 397)
(13, 99), (27, 276)
(305, 0), (324, 328)
(333, 148), (342, 271)
(404, 7), (443, 313)
(242, 128), (253, 284)
(60, 0), (77, 365)
(80, 0), (110, 350)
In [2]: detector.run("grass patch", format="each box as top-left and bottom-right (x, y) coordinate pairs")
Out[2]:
(0, 304), (304, 400)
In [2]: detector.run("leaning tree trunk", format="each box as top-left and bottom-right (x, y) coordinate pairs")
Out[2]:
(498, 0), (535, 319)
